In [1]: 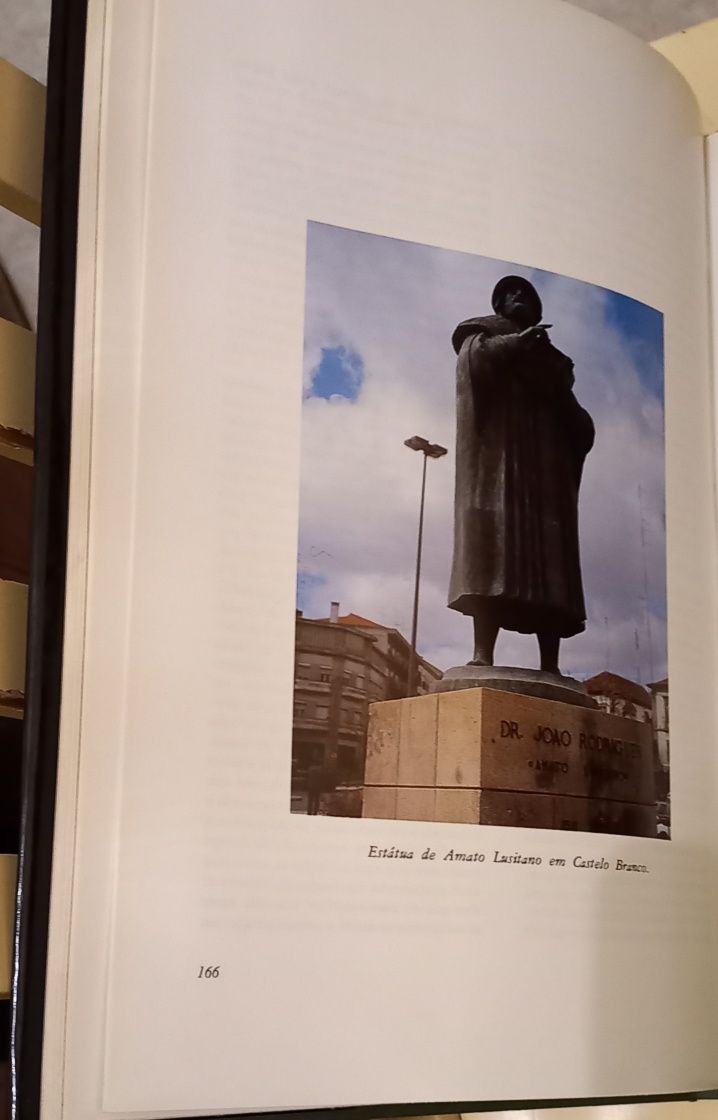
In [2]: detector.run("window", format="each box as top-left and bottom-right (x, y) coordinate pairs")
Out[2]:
(315, 706), (329, 720)
(319, 670), (331, 683)
(294, 702), (306, 717)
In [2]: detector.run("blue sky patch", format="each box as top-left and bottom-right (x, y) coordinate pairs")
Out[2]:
(603, 291), (664, 401)
(296, 570), (327, 614)
(307, 345), (364, 401)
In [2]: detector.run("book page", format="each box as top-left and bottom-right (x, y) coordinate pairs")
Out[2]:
(46, 1), (718, 1116)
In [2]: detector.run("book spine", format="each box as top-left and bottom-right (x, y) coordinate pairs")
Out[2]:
(11, 2), (88, 1115)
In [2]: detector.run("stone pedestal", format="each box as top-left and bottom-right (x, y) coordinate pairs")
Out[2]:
(362, 687), (657, 837)
(433, 664), (596, 708)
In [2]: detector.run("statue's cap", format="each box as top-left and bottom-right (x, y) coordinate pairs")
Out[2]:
(491, 275), (542, 324)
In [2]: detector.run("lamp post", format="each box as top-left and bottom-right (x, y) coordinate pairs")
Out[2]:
(404, 436), (447, 697)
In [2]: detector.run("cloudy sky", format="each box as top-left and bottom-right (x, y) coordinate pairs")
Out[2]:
(297, 221), (666, 685)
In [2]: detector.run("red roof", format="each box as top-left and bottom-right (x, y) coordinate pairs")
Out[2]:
(315, 612), (386, 629)
(585, 672), (650, 707)
(334, 613), (383, 628)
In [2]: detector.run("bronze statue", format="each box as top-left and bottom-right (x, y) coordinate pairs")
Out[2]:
(449, 275), (595, 674)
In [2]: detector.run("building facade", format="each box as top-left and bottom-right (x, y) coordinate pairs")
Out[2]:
(584, 671), (652, 722)
(324, 611), (442, 699)
(291, 606), (442, 801)
(585, 671), (670, 837)
(648, 678), (669, 770)
(648, 677), (670, 825)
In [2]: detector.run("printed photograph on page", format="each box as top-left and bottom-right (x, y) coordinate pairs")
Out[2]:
(290, 221), (668, 841)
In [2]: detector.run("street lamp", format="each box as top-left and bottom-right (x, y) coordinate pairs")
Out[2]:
(404, 436), (447, 697)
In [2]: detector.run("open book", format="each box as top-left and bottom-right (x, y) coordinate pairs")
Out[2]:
(14, 0), (718, 1116)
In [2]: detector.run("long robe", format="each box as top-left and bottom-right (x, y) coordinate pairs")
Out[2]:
(448, 314), (595, 638)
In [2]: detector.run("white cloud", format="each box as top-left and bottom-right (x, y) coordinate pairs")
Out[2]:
(298, 223), (666, 684)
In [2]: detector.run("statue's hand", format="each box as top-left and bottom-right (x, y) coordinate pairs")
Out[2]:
(518, 325), (550, 349)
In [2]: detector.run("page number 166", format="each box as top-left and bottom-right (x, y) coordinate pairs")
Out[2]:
(197, 965), (221, 978)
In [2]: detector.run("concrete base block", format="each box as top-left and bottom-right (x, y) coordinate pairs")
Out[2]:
(362, 687), (657, 838)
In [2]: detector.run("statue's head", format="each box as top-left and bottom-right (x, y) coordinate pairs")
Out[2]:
(492, 275), (542, 328)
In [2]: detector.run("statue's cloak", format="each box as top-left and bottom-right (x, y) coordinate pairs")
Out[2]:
(448, 314), (595, 637)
